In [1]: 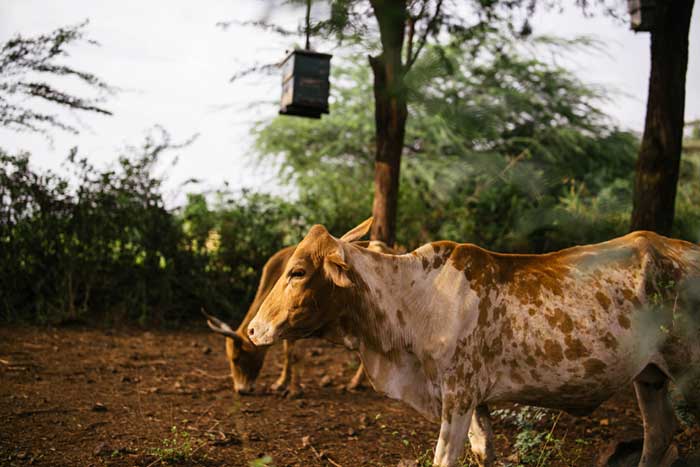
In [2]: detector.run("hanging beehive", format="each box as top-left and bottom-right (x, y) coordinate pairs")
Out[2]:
(279, 49), (332, 119)
(278, 0), (331, 119)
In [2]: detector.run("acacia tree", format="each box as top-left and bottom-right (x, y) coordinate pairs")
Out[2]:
(0, 21), (113, 135)
(236, 0), (696, 243)
(230, 0), (486, 245)
(630, 0), (695, 234)
(355, 0), (696, 240)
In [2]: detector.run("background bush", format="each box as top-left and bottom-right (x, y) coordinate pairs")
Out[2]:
(0, 132), (305, 326)
(2, 29), (699, 327)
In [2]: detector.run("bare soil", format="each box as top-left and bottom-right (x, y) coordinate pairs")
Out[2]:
(1, 326), (698, 467)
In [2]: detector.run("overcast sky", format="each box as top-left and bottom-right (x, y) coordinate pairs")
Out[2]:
(1, 1), (698, 207)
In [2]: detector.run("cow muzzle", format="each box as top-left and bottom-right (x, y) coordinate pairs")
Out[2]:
(234, 382), (255, 395)
(247, 318), (279, 346)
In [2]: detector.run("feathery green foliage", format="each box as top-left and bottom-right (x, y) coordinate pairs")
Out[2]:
(254, 28), (684, 252)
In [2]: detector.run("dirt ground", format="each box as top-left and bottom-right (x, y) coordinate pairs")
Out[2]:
(1, 326), (698, 467)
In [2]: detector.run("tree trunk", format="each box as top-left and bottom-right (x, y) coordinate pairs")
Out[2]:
(630, 0), (695, 235)
(369, 0), (408, 246)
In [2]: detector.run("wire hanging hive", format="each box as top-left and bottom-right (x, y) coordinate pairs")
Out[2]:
(278, 0), (332, 119)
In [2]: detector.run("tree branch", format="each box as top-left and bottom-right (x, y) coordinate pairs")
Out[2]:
(0, 21), (113, 135)
(405, 0), (444, 71)
(405, 16), (416, 66)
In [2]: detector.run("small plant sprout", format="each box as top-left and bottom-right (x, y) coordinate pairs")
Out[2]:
(248, 455), (274, 467)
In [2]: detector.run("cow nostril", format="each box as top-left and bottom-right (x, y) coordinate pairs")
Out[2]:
(248, 328), (254, 336)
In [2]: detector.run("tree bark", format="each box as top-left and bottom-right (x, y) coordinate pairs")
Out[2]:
(369, 0), (408, 246)
(630, 0), (695, 235)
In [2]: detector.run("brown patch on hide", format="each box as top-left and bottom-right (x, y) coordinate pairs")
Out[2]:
(621, 288), (641, 307)
(472, 356), (482, 372)
(601, 331), (618, 350)
(433, 242), (456, 266)
(450, 245), (497, 295)
(493, 303), (507, 320)
(501, 319), (514, 340)
(478, 295), (491, 326)
(617, 314), (631, 329)
(451, 338), (471, 367)
(595, 291), (611, 311)
(543, 340), (564, 365)
(583, 358), (607, 378)
(534, 344), (544, 359)
(546, 308), (574, 334)
(480, 336), (503, 364)
(564, 336), (590, 360)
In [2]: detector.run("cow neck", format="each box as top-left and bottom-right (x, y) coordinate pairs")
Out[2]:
(333, 243), (443, 419)
(338, 243), (433, 363)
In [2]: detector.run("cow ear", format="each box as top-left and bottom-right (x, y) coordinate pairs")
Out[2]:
(340, 217), (373, 242)
(324, 253), (353, 288)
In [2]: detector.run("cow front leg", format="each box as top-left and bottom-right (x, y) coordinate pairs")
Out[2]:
(468, 404), (495, 467)
(270, 340), (302, 397)
(433, 399), (474, 467)
(633, 364), (677, 467)
(225, 337), (237, 394)
(346, 361), (366, 390)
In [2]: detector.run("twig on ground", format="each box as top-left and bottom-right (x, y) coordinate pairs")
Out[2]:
(303, 436), (343, 467)
(535, 410), (563, 467)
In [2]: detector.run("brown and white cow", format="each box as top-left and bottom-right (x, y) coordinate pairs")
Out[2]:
(204, 240), (393, 396)
(247, 218), (700, 467)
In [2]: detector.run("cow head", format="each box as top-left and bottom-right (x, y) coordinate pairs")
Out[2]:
(203, 310), (264, 394)
(247, 218), (373, 346)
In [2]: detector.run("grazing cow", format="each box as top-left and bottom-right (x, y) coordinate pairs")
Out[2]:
(205, 240), (394, 396)
(247, 218), (700, 467)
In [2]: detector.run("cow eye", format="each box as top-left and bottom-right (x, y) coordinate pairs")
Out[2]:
(289, 269), (306, 279)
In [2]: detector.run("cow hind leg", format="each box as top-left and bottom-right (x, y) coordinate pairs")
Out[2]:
(346, 362), (366, 390)
(433, 400), (474, 467)
(468, 404), (495, 467)
(633, 364), (677, 467)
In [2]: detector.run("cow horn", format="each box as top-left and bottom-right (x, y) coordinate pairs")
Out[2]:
(201, 308), (241, 342)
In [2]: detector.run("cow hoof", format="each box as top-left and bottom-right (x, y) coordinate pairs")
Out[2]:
(346, 382), (366, 392)
(284, 387), (303, 399)
(269, 381), (288, 393)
